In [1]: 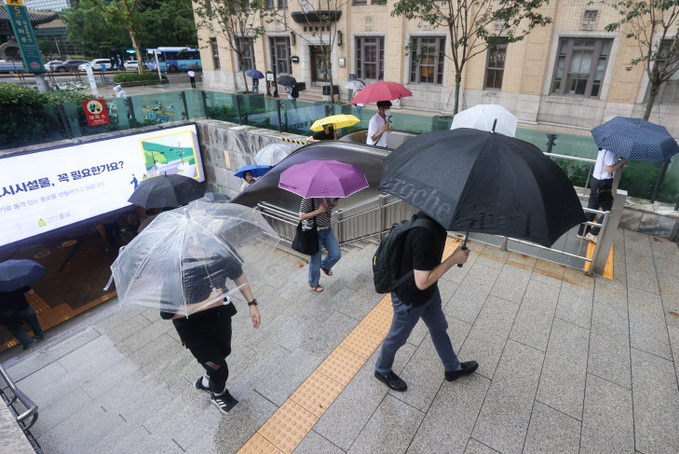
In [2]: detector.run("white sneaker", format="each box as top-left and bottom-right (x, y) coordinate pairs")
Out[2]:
(584, 233), (598, 244)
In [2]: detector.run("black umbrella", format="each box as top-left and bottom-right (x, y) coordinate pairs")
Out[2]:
(379, 129), (586, 247)
(277, 75), (296, 87)
(0, 260), (46, 292)
(128, 174), (205, 209)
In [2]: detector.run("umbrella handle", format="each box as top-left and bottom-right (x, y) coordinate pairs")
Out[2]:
(457, 233), (469, 268)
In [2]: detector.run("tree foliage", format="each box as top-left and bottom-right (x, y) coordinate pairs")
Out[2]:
(603, 0), (679, 120)
(193, 0), (268, 94)
(389, 0), (551, 114)
(61, 3), (131, 57)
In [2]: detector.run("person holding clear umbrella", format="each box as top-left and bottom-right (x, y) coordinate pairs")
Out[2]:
(160, 233), (261, 413)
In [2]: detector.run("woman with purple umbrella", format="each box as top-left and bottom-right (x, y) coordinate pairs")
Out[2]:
(279, 160), (369, 293)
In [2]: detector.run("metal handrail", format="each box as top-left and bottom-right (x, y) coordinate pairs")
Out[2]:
(0, 363), (39, 430)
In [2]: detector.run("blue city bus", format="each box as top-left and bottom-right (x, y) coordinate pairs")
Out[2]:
(146, 47), (202, 72)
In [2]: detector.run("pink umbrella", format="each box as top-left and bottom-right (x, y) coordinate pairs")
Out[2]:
(278, 160), (369, 198)
(351, 81), (413, 105)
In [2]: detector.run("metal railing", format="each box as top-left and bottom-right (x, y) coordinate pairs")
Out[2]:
(256, 186), (619, 276)
(0, 363), (39, 430)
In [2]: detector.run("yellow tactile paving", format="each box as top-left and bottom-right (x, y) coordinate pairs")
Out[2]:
(340, 324), (387, 359)
(583, 242), (614, 280)
(359, 307), (394, 337)
(256, 400), (318, 454)
(317, 346), (367, 386)
(238, 433), (285, 454)
(290, 370), (345, 418)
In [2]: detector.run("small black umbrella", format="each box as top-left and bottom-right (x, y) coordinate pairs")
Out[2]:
(277, 75), (297, 87)
(128, 174), (205, 209)
(380, 129), (586, 247)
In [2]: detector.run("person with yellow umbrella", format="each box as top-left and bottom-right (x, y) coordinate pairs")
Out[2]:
(306, 114), (360, 143)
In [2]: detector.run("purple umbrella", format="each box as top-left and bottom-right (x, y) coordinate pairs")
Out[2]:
(278, 160), (369, 198)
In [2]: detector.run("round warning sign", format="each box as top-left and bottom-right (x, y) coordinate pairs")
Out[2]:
(85, 100), (104, 114)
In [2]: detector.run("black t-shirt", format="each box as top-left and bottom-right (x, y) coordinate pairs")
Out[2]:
(160, 254), (243, 331)
(312, 128), (335, 141)
(394, 212), (446, 305)
(0, 286), (30, 320)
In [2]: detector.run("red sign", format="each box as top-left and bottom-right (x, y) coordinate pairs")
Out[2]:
(82, 99), (110, 126)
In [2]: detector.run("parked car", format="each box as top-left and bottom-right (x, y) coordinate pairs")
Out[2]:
(123, 60), (139, 70)
(44, 60), (63, 71)
(78, 58), (112, 71)
(52, 59), (88, 72)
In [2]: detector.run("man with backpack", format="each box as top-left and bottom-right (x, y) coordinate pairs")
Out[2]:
(373, 211), (477, 391)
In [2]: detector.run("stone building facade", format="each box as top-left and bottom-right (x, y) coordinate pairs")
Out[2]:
(194, 0), (679, 136)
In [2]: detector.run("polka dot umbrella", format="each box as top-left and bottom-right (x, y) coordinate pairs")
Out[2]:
(591, 117), (679, 162)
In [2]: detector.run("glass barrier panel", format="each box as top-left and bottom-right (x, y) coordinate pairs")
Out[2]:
(0, 105), (67, 150)
(203, 91), (239, 123)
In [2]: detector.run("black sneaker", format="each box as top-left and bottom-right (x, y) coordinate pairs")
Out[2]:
(211, 390), (238, 413)
(374, 370), (407, 392)
(195, 377), (210, 394)
(445, 361), (479, 381)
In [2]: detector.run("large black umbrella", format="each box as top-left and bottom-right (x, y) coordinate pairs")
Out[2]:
(0, 260), (46, 292)
(277, 75), (296, 87)
(128, 174), (205, 209)
(379, 129), (586, 247)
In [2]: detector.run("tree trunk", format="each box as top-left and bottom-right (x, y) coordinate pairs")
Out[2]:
(127, 28), (144, 75)
(241, 65), (250, 94)
(453, 74), (462, 115)
(643, 85), (659, 121)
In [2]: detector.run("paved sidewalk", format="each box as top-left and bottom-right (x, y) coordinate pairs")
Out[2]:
(2, 229), (679, 453)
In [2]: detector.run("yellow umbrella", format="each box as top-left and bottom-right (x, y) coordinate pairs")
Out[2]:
(310, 114), (360, 132)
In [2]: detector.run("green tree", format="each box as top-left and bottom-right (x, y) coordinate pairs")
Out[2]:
(193, 0), (268, 94)
(603, 0), (679, 121)
(61, 3), (130, 57)
(388, 0), (552, 114)
(268, 0), (348, 103)
(74, 0), (146, 73)
(138, 0), (198, 48)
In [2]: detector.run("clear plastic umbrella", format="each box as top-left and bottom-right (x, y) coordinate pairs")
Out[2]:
(450, 104), (518, 137)
(254, 142), (298, 166)
(110, 201), (280, 317)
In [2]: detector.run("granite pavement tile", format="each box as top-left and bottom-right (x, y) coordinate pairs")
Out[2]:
(580, 373), (634, 454)
(464, 439), (500, 454)
(254, 348), (324, 407)
(669, 325), (679, 384)
(108, 425), (185, 454)
(475, 247), (510, 270)
(536, 318), (590, 419)
(14, 361), (69, 402)
(631, 348), (679, 454)
(554, 281), (594, 329)
(95, 313), (152, 344)
(588, 302), (631, 389)
(313, 344), (416, 452)
(471, 340), (544, 454)
(114, 316), (175, 356)
(628, 286), (672, 360)
(397, 336), (450, 412)
(624, 230), (659, 295)
(457, 295), (519, 380)
(593, 276), (628, 320)
(406, 374), (490, 454)
(305, 310), (360, 357)
(650, 236), (679, 320)
(294, 430), (345, 454)
(445, 263), (501, 324)
(489, 264), (532, 305)
(532, 260), (565, 287)
(347, 393), (425, 454)
(129, 332), (185, 376)
(523, 401), (581, 454)
(509, 280), (560, 352)
(29, 386), (92, 438)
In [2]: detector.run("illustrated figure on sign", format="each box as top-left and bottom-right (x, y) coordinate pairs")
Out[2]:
(130, 174), (138, 189)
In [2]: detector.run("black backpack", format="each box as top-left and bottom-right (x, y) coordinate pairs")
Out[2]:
(291, 86), (300, 99)
(372, 216), (435, 294)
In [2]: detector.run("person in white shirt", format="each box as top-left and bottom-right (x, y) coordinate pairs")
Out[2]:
(188, 70), (196, 88)
(577, 148), (628, 243)
(367, 101), (393, 147)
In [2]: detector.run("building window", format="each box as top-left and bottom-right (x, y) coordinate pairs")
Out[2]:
(650, 40), (679, 104)
(265, 0), (275, 8)
(270, 36), (291, 75)
(484, 44), (506, 90)
(355, 36), (384, 80)
(353, 0), (367, 4)
(551, 38), (612, 98)
(210, 37), (220, 70)
(237, 37), (255, 71)
(409, 37), (445, 84)
(278, 0), (288, 8)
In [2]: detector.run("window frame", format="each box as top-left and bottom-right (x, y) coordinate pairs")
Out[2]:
(650, 39), (679, 105)
(484, 44), (507, 90)
(355, 36), (384, 81)
(550, 38), (612, 98)
(236, 37), (256, 71)
(210, 37), (220, 70)
(409, 36), (446, 85)
(269, 36), (291, 75)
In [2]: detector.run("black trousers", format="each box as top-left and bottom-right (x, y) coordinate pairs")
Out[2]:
(176, 306), (233, 394)
(578, 177), (613, 236)
(189, 76), (196, 88)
